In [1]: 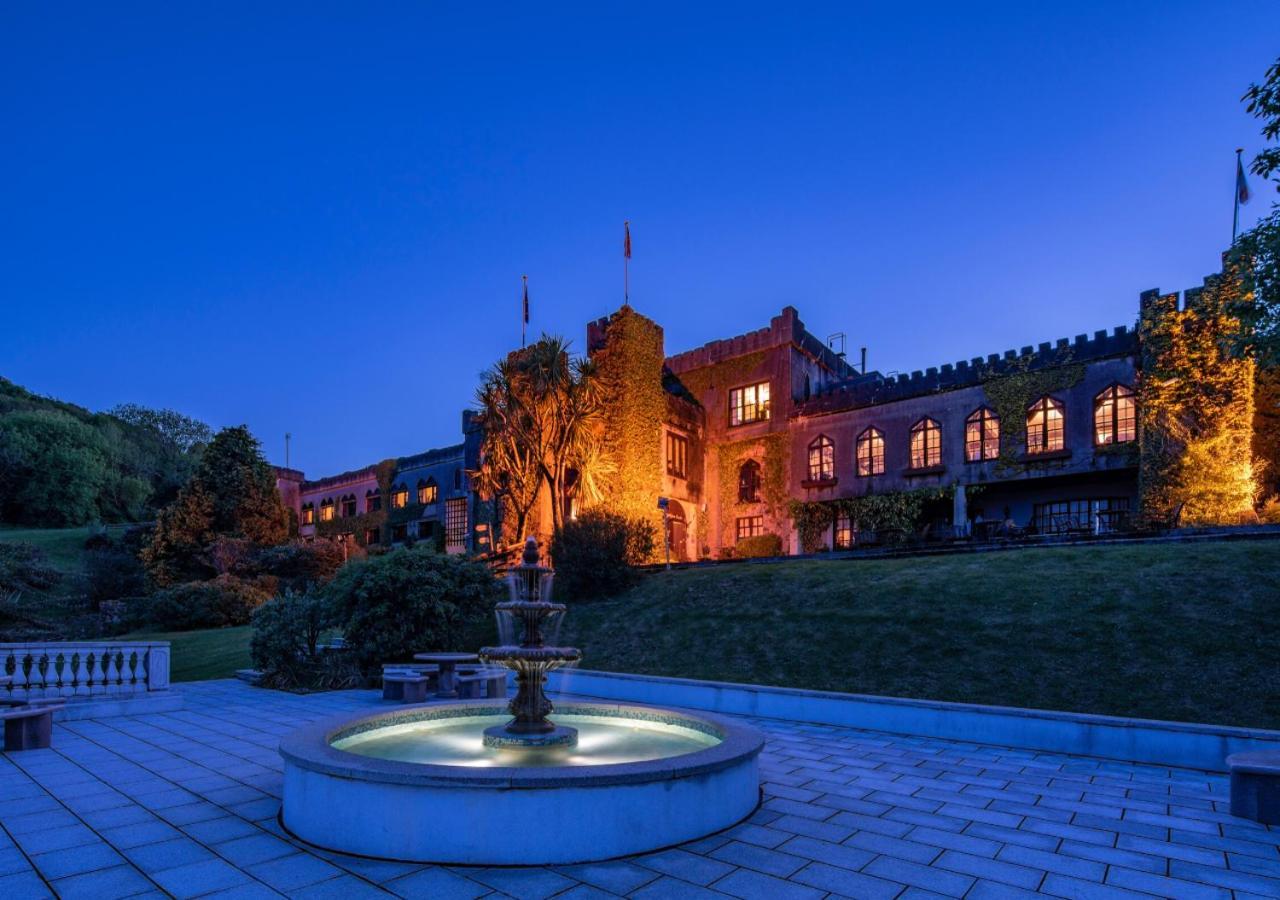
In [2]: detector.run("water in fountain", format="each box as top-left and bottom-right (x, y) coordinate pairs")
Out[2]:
(477, 536), (583, 749)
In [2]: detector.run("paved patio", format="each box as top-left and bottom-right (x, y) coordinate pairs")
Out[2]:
(1, 681), (1277, 899)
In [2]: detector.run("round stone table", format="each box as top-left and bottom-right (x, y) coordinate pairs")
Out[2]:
(413, 652), (479, 699)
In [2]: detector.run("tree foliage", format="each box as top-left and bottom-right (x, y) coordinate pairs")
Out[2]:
(550, 508), (656, 601)
(1232, 56), (1280, 366)
(142, 426), (289, 584)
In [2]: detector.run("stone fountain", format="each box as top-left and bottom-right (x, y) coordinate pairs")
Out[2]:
(279, 535), (763, 864)
(479, 536), (582, 748)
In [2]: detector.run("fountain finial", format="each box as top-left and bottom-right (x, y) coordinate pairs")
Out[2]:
(522, 535), (540, 566)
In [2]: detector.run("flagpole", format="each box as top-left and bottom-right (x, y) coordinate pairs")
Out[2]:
(623, 220), (631, 307)
(1234, 148), (1243, 244)
(521, 274), (528, 347)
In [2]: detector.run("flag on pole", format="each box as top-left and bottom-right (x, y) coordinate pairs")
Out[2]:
(624, 220), (631, 259)
(1237, 154), (1251, 206)
(522, 275), (529, 324)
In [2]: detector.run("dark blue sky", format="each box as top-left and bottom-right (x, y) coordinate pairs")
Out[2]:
(2, 3), (1277, 476)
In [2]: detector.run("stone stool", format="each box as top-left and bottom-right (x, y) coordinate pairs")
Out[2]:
(1, 702), (63, 751)
(382, 673), (431, 703)
(1227, 751), (1280, 825)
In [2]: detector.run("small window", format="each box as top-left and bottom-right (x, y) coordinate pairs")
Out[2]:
(834, 512), (852, 550)
(1094, 384), (1135, 446)
(666, 432), (689, 479)
(340, 495), (357, 518)
(807, 435), (835, 482)
(366, 489), (382, 513)
(318, 500), (335, 523)
(418, 478), (438, 505)
(300, 504), (315, 525)
(364, 527), (380, 545)
(728, 381), (771, 426)
(909, 418), (942, 469)
(965, 408), (1000, 462)
(736, 515), (764, 540)
(390, 523), (408, 543)
(391, 484), (409, 509)
(1027, 397), (1065, 454)
(738, 460), (762, 503)
(856, 427), (885, 476)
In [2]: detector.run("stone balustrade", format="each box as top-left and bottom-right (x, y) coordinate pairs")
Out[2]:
(0, 641), (170, 702)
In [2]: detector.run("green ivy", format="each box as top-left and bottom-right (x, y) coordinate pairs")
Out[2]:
(788, 485), (969, 553)
(981, 358), (1084, 474)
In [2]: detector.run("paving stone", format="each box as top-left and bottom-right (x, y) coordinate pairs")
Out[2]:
(0, 868), (53, 899)
(775, 835), (875, 871)
(863, 855), (975, 897)
(965, 879), (1044, 899)
(631, 875), (735, 899)
(933, 850), (1043, 890)
(845, 830), (940, 864)
(183, 816), (263, 844)
(51, 863), (156, 899)
(1105, 865), (1231, 899)
(712, 867), (825, 900)
(554, 860), (660, 894)
(125, 836), (216, 873)
(150, 857), (253, 898)
(245, 853), (346, 892)
(31, 841), (126, 880)
(1168, 859), (1280, 895)
(709, 841), (807, 878)
(1056, 839), (1166, 874)
(467, 865), (578, 898)
(789, 861), (902, 899)
(384, 866), (489, 899)
(1039, 872), (1154, 899)
(213, 833), (296, 867)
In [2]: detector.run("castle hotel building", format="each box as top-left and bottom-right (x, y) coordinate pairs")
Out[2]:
(272, 284), (1185, 559)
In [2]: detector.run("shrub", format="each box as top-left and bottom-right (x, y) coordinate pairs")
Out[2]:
(734, 533), (784, 559)
(247, 540), (346, 592)
(146, 575), (272, 630)
(251, 590), (356, 690)
(0, 543), (60, 596)
(1259, 497), (1280, 524)
(324, 545), (500, 676)
(551, 509), (656, 601)
(85, 548), (147, 609)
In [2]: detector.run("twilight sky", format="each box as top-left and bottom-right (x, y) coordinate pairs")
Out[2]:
(2, 2), (1277, 476)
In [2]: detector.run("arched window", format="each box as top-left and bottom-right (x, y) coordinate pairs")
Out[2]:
(856, 427), (885, 476)
(366, 488), (382, 513)
(738, 460), (762, 503)
(1094, 384), (1135, 445)
(417, 478), (438, 505)
(340, 494), (357, 518)
(909, 418), (942, 469)
(1027, 396), (1065, 454)
(390, 482), (409, 509)
(807, 435), (835, 482)
(965, 408), (1000, 462)
(319, 499), (335, 522)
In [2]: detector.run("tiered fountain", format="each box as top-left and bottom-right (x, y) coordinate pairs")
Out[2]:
(279, 536), (762, 865)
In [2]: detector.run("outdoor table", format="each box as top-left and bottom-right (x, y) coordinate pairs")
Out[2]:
(413, 652), (479, 699)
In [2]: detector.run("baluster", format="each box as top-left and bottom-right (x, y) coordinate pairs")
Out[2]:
(105, 649), (122, 694)
(74, 649), (90, 698)
(124, 649), (139, 691)
(56, 651), (72, 699)
(32, 651), (48, 700)
(13, 649), (30, 701)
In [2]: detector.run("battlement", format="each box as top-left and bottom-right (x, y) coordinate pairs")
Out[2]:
(795, 324), (1136, 417)
(665, 306), (852, 377)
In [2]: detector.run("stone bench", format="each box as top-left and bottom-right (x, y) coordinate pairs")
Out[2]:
(382, 673), (432, 703)
(1227, 751), (1280, 825)
(457, 669), (508, 700)
(1, 701), (64, 751)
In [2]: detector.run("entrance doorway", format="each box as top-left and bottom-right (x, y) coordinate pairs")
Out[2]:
(666, 499), (688, 562)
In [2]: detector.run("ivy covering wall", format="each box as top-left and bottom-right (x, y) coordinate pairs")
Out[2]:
(788, 486), (962, 554)
(1139, 271), (1257, 525)
(314, 458), (397, 547)
(715, 433), (788, 550)
(981, 358), (1084, 473)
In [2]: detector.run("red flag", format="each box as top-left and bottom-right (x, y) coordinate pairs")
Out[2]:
(1237, 155), (1251, 205)
(522, 276), (529, 324)
(624, 220), (631, 259)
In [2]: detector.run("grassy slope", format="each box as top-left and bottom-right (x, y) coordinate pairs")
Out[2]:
(0, 525), (97, 573)
(120, 626), (254, 683)
(562, 541), (1280, 729)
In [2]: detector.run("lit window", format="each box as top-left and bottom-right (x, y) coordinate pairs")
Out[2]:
(738, 460), (761, 502)
(391, 484), (409, 509)
(366, 490), (382, 513)
(1027, 397), (1065, 454)
(736, 515), (764, 540)
(834, 512), (852, 549)
(418, 478), (438, 505)
(340, 495), (357, 518)
(909, 418), (942, 469)
(965, 408), (1000, 462)
(319, 500), (335, 522)
(300, 504), (315, 525)
(856, 427), (885, 476)
(445, 497), (467, 550)
(1094, 385), (1135, 445)
(728, 381), (771, 426)
(807, 435), (835, 482)
(666, 432), (689, 479)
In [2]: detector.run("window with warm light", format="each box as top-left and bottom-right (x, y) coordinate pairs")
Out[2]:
(1094, 384), (1135, 445)
(391, 484), (409, 509)
(965, 408), (1000, 462)
(834, 512), (852, 550)
(301, 504), (315, 525)
(340, 495), (356, 518)
(728, 381), (771, 426)
(909, 418), (942, 469)
(319, 500), (335, 522)
(1027, 396), (1065, 454)
(666, 432), (688, 479)
(418, 478), (438, 505)
(738, 460), (762, 502)
(736, 515), (764, 540)
(807, 435), (835, 481)
(856, 427), (885, 476)
(445, 497), (467, 548)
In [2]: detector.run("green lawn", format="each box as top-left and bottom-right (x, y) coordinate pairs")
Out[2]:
(0, 525), (99, 574)
(121, 626), (254, 682)
(562, 540), (1280, 730)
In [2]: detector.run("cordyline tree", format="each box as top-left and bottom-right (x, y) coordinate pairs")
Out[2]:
(142, 425), (289, 585)
(471, 336), (610, 543)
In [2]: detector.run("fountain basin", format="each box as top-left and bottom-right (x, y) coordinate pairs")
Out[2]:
(279, 701), (763, 864)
